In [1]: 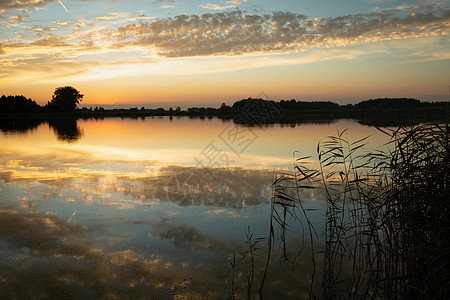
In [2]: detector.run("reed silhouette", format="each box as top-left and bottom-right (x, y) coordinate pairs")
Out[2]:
(230, 124), (449, 299)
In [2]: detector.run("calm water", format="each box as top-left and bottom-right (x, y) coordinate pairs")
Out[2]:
(0, 117), (389, 299)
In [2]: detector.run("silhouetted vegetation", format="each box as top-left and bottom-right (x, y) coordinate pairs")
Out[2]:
(0, 95), (41, 113)
(305, 125), (449, 299)
(230, 124), (449, 299)
(46, 86), (83, 112)
(354, 97), (422, 109)
(278, 99), (340, 110)
(1, 89), (448, 126)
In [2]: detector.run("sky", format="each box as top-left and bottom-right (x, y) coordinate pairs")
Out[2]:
(0, 0), (449, 106)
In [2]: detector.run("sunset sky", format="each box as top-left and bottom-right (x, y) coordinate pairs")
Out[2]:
(0, 0), (449, 106)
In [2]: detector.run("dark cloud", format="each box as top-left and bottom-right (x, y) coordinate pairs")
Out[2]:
(105, 8), (449, 57)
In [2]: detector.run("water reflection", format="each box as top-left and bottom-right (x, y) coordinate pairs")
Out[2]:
(152, 219), (227, 251)
(162, 166), (272, 207)
(0, 118), (42, 134)
(0, 116), (387, 145)
(0, 161), (273, 209)
(0, 161), (322, 297)
(0, 202), (321, 299)
(0, 118), (83, 142)
(0, 206), (198, 299)
(48, 119), (83, 143)
(0, 117), (390, 298)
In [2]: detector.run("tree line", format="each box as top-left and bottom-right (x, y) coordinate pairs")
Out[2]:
(0, 86), (83, 113)
(0, 87), (448, 123)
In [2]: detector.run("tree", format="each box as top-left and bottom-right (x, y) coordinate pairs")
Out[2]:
(47, 86), (83, 111)
(0, 95), (41, 113)
(219, 102), (230, 111)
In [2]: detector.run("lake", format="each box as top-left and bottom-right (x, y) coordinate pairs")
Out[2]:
(0, 117), (391, 299)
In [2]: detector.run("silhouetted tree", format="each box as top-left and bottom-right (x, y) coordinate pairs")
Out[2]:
(354, 98), (422, 109)
(219, 102), (231, 111)
(0, 95), (41, 113)
(46, 86), (83, 112)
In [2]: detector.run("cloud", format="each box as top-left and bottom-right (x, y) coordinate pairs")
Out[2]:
(199, 3), (236, 10)
(200, 0), (248, 9)
(226, 0), (247, 5)
(96, 12), (130, 21)
(152, 0), (176, 7)
(94, 12), (155, 24)
(55, 21), (71, 26)
(0, 6), (448, 84)
(108, 10), (308, 57)
(9, 15), (28, 22)
(105, 7), (449, 57)
(20, 24), (56, 36)
(0, 0), (55, 11)
(30, 33), (69, 47)
(151, 0), (174, 4)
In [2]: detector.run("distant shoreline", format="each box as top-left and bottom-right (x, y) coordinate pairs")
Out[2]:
(1, 97), (449, 127)
(0, 108), (448, 128)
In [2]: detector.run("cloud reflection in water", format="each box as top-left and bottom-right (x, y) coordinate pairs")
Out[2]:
(0, 118), (341, 298)
(0, 143), (280, 298)
(0, 146), (274, 209)
(0, 205), (225, 299)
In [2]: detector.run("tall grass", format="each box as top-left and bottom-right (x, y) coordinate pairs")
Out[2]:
(232, 124), (449, 299)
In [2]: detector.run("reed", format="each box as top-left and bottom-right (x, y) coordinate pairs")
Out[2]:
(304, 124), (448, 298)
(233, 123), (449, 299)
